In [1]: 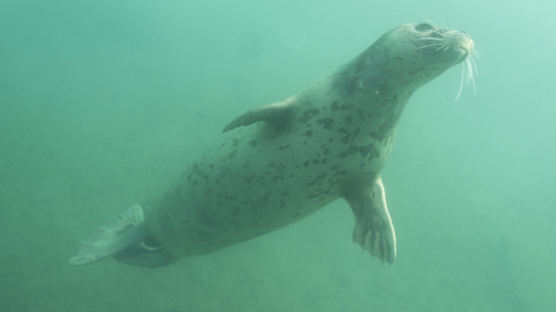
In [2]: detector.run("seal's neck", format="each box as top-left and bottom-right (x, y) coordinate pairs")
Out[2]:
(327, 64), (413, 130)
(325, 46), (424, 130)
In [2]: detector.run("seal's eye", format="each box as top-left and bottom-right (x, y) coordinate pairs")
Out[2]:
(415, 23), (434, 32)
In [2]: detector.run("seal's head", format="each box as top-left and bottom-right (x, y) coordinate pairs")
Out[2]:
(338, 22), (475, 95)
(397, 23), (473, 64)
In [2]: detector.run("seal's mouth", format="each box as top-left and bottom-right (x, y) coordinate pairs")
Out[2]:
(453, 32), (474, 59)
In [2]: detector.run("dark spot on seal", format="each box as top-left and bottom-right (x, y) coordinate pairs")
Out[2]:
(278, 144), (290, 150)
(338, 127), (360, 144)
(369, 131), (381, 140)
(344, 116), (352, 124)
(232, 207), (240, 216)
(256, 176), (266, 185)
(356, 109), (365, 120)
(311, 159), (320, 164)
(298, 108), (320, 123)
(330, 101), (352, 111)
(338, 144), (380, 159)
(267, 162), (286, 171)
(390, 94), (398, 102)
(249, 140), (257, 147)
(316, 118), (334, 130)
(192, 165), (211, 182)
(369, 117), (395, 140)
(303, 130), (313, 137)
(330, 101), (339, 111)
(320, 145), (330, 155)
(338, 145), (359, 158)
(232, 138), (239, 147)
(359, 144), (380, 159)
(303, 160), (310, 167)
(306, 173), (327, 187)
(335, 170), (348, 176)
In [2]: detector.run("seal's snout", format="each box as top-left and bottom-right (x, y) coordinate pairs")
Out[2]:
(459, 34), (474, 56)
(448, 32), (474, 62)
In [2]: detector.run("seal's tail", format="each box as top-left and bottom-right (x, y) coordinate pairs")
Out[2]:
(69, 204), (147, 265)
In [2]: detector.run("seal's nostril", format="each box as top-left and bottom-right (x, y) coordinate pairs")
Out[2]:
(415, 23), (433, 32)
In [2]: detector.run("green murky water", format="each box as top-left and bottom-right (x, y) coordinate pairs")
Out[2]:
(1, 0), (554, 311)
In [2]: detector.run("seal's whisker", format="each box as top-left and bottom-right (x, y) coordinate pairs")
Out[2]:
(418, 42), (450, 50)
(466, 57), (477, 94)
(418, 37), (446, 41)
(465, 59), (472, 84)
(417, 43), (446, 50)
(455, 55), (478, 101)
(436, 42), (451, 52)
(455, 63), (466, 101)
(470, 54), (479, 76)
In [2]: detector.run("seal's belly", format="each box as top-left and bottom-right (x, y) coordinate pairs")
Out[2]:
(150, 121), (392, 257)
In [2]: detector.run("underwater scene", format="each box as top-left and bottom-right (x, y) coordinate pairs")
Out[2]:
(1, 0), (554, 311)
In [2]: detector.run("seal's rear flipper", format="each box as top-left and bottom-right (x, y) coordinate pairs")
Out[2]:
(69, 204), (147, 265)
(344, 177), (397, 264)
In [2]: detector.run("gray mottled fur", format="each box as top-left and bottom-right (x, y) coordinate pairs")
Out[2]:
(142, 23), (472, 262)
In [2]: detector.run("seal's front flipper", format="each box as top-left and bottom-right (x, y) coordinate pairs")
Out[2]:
(69, 204), (147, 265)
(223, 98), (294, 132)
(344, 177), (397, 263)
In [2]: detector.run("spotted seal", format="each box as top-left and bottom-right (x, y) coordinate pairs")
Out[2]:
(69, 22), (474, 267)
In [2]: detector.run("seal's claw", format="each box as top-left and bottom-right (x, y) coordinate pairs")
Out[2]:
(345, 177), (397, 264)
(353, 215), (396, 264)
